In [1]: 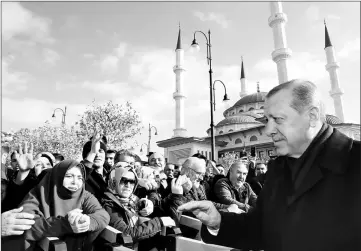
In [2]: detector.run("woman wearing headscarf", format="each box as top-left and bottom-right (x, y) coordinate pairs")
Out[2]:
(10, 159), (110, 251)
(102, 165), (176, 251)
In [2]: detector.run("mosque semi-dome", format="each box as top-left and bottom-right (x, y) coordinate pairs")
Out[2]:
(233, 92), (268, 107)
(216, 115), (262, 127)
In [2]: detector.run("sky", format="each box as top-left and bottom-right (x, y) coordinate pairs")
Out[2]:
(2, 1), (360, 155)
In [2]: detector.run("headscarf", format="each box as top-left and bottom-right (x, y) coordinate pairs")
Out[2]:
(108, 166), (139, 196)
(20, 159), (86, 218)
(35, 152), (55, 167)
(107, 166), (139, 226)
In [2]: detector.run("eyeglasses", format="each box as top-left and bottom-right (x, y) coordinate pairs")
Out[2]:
(120, 177), (136, 185)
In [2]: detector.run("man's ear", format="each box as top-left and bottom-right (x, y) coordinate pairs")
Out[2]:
(308, 106), (320, 127)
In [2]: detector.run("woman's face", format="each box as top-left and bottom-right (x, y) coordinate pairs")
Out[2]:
(63, 166), (84, 192)
(34, 157), (52, 175)
(116, 171), (136, 199)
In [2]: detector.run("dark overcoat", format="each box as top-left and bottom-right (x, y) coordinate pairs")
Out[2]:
(201, 128), (361, 251)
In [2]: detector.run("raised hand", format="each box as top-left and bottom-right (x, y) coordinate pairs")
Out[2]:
(171, 177), (183, 195)
(1, 207), (35, 236)
(15, 142), (34, 172)
(177, 200), (221, 229)
(90, 132), (102, 155)
(85, 132), (102, 163)
(138, 198), (154, 216)
(138, 178), (158, 190)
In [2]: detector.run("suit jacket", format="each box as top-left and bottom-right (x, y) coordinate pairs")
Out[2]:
(249, 173), (266, 196)
(201, 128), (361, 251)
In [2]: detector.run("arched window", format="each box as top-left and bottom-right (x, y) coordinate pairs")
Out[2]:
(235, 138), (242, 144)
(229, 129), (233, 132)
(250, 135), (258, 141)
(219, 131), (224, 134)
(259, 106), (264, 109)
(239, 109), (244, 113)
(248, 107), (255, 111)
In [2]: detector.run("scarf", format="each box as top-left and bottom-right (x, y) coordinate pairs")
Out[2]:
(20, 159), (86, 218)
(108, 166), (140, 226)
(285, 123), (333, 192)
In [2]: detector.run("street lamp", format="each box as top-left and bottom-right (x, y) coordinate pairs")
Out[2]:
(191, 29), (218, 161)
(52, 106), (67, 125)
(147, 123), (158, 156)
(212, 80), (230, 111)
(140, 143), (148, 154)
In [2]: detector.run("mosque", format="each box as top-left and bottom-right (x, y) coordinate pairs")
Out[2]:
(157, 2), (360, 165)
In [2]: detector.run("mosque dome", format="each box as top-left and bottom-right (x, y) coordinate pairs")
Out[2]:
(216, 115), (262, 127)
(326, 114), (342, 125)
(233, 92), (267, 107)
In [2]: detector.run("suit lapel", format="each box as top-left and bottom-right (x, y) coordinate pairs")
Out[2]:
(287, 164), (324, 206)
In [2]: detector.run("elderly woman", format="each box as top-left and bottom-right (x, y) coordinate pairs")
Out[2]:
(102, 165), (176, 251)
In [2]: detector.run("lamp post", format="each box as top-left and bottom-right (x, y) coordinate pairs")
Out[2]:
(147, 123), (158, 156)
(212, 80), (230, 111)
(191, 29), (217, 161)
(52, 106), (67, 125)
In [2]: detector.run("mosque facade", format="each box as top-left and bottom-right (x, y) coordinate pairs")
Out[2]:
(157, 2), (360, 165)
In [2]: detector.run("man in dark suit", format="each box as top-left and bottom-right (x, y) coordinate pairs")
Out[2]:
(249, 163), (267, 195)
(178, 79), (361, 251)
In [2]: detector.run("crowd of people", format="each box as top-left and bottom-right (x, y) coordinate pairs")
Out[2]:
(1, 131), (266, 251)
(1, 79), (360, 251)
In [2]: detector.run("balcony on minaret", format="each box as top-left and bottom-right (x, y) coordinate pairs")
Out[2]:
(329, 87), (344, 97)
(325, 61), (340, 71)
(268, 12), (288, 27)
(173, 65), (185, 73)
(271, 48), (292, 63)
(173, 91), (186, 99)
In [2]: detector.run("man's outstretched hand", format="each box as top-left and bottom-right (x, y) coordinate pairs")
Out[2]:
(2, 207), (35, 236)
(177, 200), (221, 230)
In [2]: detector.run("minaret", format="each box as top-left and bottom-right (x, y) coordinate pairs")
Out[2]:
(268, 2), (292, 84)
(239, 56), (248, 98)
(324, 20), (345, 122)
(173, 24), (187, 137)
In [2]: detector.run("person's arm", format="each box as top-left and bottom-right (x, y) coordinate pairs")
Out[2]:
(249, 179), (262, 196)
(213, 180), (246, 210)
(200, 209), (262, 249)
(14, 170), (31, 185)
(200, 160), (279, 250)
(104, 203), (163, 242)
(247, 184), (258, 208)
(201, 189), (264, 249)
(1, 207), (35, 237)
(18, 188), (73, 241)
(24, 215), (73, 241)
(82, 191), (110, 232)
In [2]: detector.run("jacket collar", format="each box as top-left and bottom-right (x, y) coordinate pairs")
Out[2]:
(318, 128), (353, 174)
(286, 127), (354, 206)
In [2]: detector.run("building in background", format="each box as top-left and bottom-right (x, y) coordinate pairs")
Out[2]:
(157, 2), (360, 165)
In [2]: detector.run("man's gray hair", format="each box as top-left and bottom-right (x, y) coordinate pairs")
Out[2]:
(230, 160), (248, 172)
(266, 79), (326, 122)
(114, 149), (138, 164)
